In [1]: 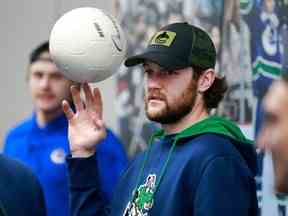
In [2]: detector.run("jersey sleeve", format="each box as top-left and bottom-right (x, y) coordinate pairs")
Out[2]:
(96, 129), (128, 201)
(67, 154), (110, 216)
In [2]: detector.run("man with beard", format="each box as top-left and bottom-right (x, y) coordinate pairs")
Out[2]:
(3, 41), (128, 216)
(65, 22), (258, 215)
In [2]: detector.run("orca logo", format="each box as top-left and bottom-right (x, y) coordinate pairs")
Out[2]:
(149, 30), (176, 47)
(155, 31), (170, 44)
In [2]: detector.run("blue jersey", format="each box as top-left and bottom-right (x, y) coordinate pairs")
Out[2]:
(250, 7), (282, 98)
(4, 113), (128, 216)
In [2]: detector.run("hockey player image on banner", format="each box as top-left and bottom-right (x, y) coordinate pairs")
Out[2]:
(250, 0), (283, 136)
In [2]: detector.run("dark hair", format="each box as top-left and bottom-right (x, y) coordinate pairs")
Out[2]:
(192, 66), (228, 110)
(29, 41), (49, 64)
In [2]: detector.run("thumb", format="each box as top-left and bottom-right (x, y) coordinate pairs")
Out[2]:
(62, 100), (74, 121)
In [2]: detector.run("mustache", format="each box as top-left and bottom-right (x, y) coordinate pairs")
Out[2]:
(145, 89), (166, 101)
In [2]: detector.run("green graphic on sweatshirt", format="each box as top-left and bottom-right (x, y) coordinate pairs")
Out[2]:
(123, 174), (156, 216)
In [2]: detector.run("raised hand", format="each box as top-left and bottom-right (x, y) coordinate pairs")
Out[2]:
(62, 83), (107, 158)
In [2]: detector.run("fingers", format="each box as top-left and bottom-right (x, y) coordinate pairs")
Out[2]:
(71, 85), (84, 112)
(70, 84), (103, 120)
(62, 100), (74, 120)
(83, 83), (94, 108)
(93, 87), (103, 119)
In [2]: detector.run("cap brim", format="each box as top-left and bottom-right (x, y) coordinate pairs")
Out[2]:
(124, 51), (187, 70)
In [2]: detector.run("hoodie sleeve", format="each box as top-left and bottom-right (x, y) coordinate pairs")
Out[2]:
(193, 156), (258, 216)
(67, 155), (110, 216)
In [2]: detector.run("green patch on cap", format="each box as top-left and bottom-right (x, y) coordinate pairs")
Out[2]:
(149, 31), (176, 47)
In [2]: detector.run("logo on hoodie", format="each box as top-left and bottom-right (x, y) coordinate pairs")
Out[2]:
(123, 174), (156, 216)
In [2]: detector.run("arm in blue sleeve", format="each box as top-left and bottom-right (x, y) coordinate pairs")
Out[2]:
(194, 156), (257, 216)
(106, 129), (128, 173)
(67, 155), (110, 216)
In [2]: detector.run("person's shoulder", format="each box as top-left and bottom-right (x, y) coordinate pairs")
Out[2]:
(97, 128), (124, 150)
(5, 116), (34, 139)
(183, 133), (241, 162)
(0, 154), (46, 215)
(188, 133), (234, 150)
(0, 154), (39, 185)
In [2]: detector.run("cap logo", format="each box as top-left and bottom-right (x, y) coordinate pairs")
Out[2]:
(149, 31), (176, 47)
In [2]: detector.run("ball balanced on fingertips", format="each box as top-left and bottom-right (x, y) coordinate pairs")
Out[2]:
(49, 7), (127, 83)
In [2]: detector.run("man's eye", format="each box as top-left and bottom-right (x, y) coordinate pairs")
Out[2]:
(144, 69), (152, 75)
(33, 72), (43, 79)
(166, 70), (178, 75)
(169, 70), (177, 75)
(51, 73), (63, 80)
(264, 112), (277, 124)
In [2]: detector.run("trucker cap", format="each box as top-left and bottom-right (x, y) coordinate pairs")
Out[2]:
(124, 22), (216, 70)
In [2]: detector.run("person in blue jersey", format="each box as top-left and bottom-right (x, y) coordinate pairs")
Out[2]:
(0, 154), (46, 216)
(3, 41), (128, 216)
(65, 22), (258, 216)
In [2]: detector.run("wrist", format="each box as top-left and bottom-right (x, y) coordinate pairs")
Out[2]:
(71, 149), (96, 158)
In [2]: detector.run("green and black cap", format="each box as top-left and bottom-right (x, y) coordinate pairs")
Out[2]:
(124, 22), (216, 70)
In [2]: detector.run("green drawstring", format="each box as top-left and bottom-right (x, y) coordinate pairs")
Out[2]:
(154, 138), (177, 194)
(133, 134), (156, 191)
(131, 134), (178, 202)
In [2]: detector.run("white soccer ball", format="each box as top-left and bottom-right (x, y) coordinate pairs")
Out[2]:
(49, 7), (127, 83)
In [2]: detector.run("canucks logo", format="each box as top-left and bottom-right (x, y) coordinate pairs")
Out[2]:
(155, 32), (170, 44)
(123, 174), (156, 216)
(149, 31), (176, 47)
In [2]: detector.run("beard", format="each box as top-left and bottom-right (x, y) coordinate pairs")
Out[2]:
(144, 79), (197, 124)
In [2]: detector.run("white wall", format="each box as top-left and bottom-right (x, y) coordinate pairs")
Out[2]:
(0, 0), (117, 148)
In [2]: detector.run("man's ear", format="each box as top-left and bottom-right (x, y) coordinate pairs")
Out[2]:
(197, 69), (216, 93)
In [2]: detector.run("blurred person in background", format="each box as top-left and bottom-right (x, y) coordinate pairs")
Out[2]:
(258, 69), (288, 194)
(0, 154), (46, 215)
(3, 41), (128, 216)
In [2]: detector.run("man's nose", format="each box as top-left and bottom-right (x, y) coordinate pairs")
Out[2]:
(146, 73), (162, 89)
(39, 76), (50, 88)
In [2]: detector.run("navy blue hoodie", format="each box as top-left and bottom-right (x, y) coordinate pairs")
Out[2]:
(67, 116), (258, 216)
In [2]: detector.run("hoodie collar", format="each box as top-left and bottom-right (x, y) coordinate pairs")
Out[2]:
(153, 115), (253, 145)
(31, 112), (68, 132)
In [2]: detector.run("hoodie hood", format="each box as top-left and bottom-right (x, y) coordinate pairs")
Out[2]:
(152, 116), (257, 176)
